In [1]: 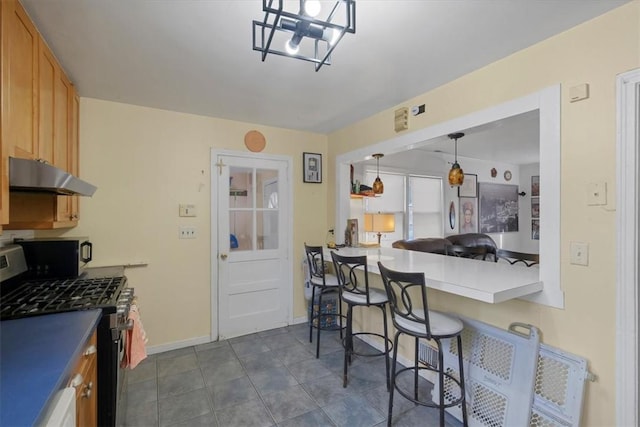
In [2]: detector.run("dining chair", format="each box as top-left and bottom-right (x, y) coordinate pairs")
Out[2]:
(445, 244), (489, 260)
(304, 243), (344, 358)
(496, 249), (540, 267)
(378, 262), (468, 427)
(331, 252), (392, 390)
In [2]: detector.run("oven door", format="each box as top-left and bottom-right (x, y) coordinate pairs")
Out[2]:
(97, 314), (124, 427)
(115, 328), (128, 427)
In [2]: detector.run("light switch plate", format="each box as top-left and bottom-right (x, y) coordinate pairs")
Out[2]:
(179, 204), (197, 217)
(570, 241), (589, 266)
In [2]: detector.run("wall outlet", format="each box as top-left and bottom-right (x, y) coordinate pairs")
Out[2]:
(179, 226), (196, 239)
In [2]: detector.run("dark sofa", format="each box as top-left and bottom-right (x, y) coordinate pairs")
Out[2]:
(392, 233), (498, 259)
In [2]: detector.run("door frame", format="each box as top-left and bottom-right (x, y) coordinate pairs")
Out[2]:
(210, 149), (294, 341)
(615, 68), (639, 426)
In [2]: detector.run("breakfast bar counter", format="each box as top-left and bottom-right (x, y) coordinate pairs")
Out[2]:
(324, 246), (542, 304)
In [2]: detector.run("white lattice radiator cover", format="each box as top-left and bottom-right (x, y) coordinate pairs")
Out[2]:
(432, 318), (594, 427)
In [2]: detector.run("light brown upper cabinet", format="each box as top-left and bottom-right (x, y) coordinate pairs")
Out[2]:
(1, 0), (81, 229)
(1, 0), (39, 225)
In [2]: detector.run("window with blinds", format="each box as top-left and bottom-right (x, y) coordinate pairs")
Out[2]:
(364, 172), (443, 242)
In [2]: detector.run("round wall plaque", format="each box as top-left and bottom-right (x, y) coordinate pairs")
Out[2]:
(244, 130), (266, 152)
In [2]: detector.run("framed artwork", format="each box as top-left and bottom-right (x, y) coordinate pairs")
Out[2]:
(458, 173), (478, 198)
(303, 152), (322, 183)
(531, 175), (540, 197)
(459, 197), (479, 233)
(531, 199), (540, 219)
(478, 183), (519, 233)
(532, 219), (540, 240)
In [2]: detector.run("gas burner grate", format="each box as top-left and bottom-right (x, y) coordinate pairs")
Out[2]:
(1, 276), (126, 320)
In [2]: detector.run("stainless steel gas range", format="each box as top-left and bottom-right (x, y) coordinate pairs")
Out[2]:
(0, 244), (134, 426)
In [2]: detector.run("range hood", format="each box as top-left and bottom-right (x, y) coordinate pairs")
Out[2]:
(9, 157), (97, 196)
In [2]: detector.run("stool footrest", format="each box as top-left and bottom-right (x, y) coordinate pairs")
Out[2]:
(343, 332), (393, 358)
(310, 313), (347, 332)
(393, 366), (465, 409)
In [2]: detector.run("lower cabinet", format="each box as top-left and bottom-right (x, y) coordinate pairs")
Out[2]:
(69, 331), (97, 427)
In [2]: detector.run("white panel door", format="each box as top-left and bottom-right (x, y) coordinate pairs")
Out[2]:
(215, 153), (290, 339)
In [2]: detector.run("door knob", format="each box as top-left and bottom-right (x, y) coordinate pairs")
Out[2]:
(220, 253), (228, 260)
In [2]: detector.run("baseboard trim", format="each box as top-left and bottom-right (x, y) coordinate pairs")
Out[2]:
(146, 335), (211, 355)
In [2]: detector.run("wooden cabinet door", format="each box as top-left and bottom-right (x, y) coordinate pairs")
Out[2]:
(54, 71), (71, 222)
(1, 0), (39, 225)
(38, 39), (56, 164)
(71, 331), (97, 427)
(53, 67), (70, 171)
(69, 91), (80, 222)
(76, 355), (97, 427)
(1, 0), (39, 160)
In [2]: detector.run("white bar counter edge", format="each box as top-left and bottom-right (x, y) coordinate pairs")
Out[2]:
(324, 246), (543, 304)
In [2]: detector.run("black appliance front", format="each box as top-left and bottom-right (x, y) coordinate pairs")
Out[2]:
(98, 312), (120, 427)
(15, 237), (92, 279)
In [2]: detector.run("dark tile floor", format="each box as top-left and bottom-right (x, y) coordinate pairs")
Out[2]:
(123, 323), (463, 426)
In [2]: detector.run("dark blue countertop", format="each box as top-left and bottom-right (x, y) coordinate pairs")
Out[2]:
(0, 310), (101, 426)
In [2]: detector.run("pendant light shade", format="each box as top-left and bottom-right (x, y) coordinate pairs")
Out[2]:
(372, 153), (384, 194)
(448, 133), (465, 187)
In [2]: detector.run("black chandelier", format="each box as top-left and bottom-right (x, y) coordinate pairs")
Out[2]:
(252, 0), (356, 71)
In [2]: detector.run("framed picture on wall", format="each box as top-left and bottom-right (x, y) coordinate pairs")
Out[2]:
(478, 183), (519, 233)
(532, 219), (540, 240)
(531, 175), (540, 197)
(458, 174), (477, 198)
(303, 152), (322, 183)
(459, 197), (478, 233)
(531, 199), (540, 219)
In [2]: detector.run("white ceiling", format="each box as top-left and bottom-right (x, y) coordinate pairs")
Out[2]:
(21, 0), (627, 134)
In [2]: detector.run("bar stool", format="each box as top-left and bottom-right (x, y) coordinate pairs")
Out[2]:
(377, 262), (468, 427)
(331, 252), (392, 390)
(304, 244), (344, 358)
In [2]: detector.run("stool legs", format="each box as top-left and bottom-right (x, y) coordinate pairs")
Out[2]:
(387, 331), (401, 427)
(342, 303), (391, 389)
(381, 305), (391, 391)
(309, 287), (344, 359)
(437, 338), (445, 427)
(343, 304), (353, 387)
(387, 334), (468, 427)
(457, 335), (469, 426)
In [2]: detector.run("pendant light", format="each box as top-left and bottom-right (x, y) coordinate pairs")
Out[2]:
(372, 153), (384, 194)
(448, 132), (465, 187)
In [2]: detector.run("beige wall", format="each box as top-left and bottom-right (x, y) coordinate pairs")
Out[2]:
(48, 100), (328, 347)
(327, 3), (639, 426)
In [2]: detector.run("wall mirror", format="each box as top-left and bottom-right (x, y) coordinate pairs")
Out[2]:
(336, 85), (563, 308)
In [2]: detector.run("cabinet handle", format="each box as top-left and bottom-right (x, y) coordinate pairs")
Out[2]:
(84, 345), (97, 356)
(70, 373), (83, 388)
(82, 382), (93, 399)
